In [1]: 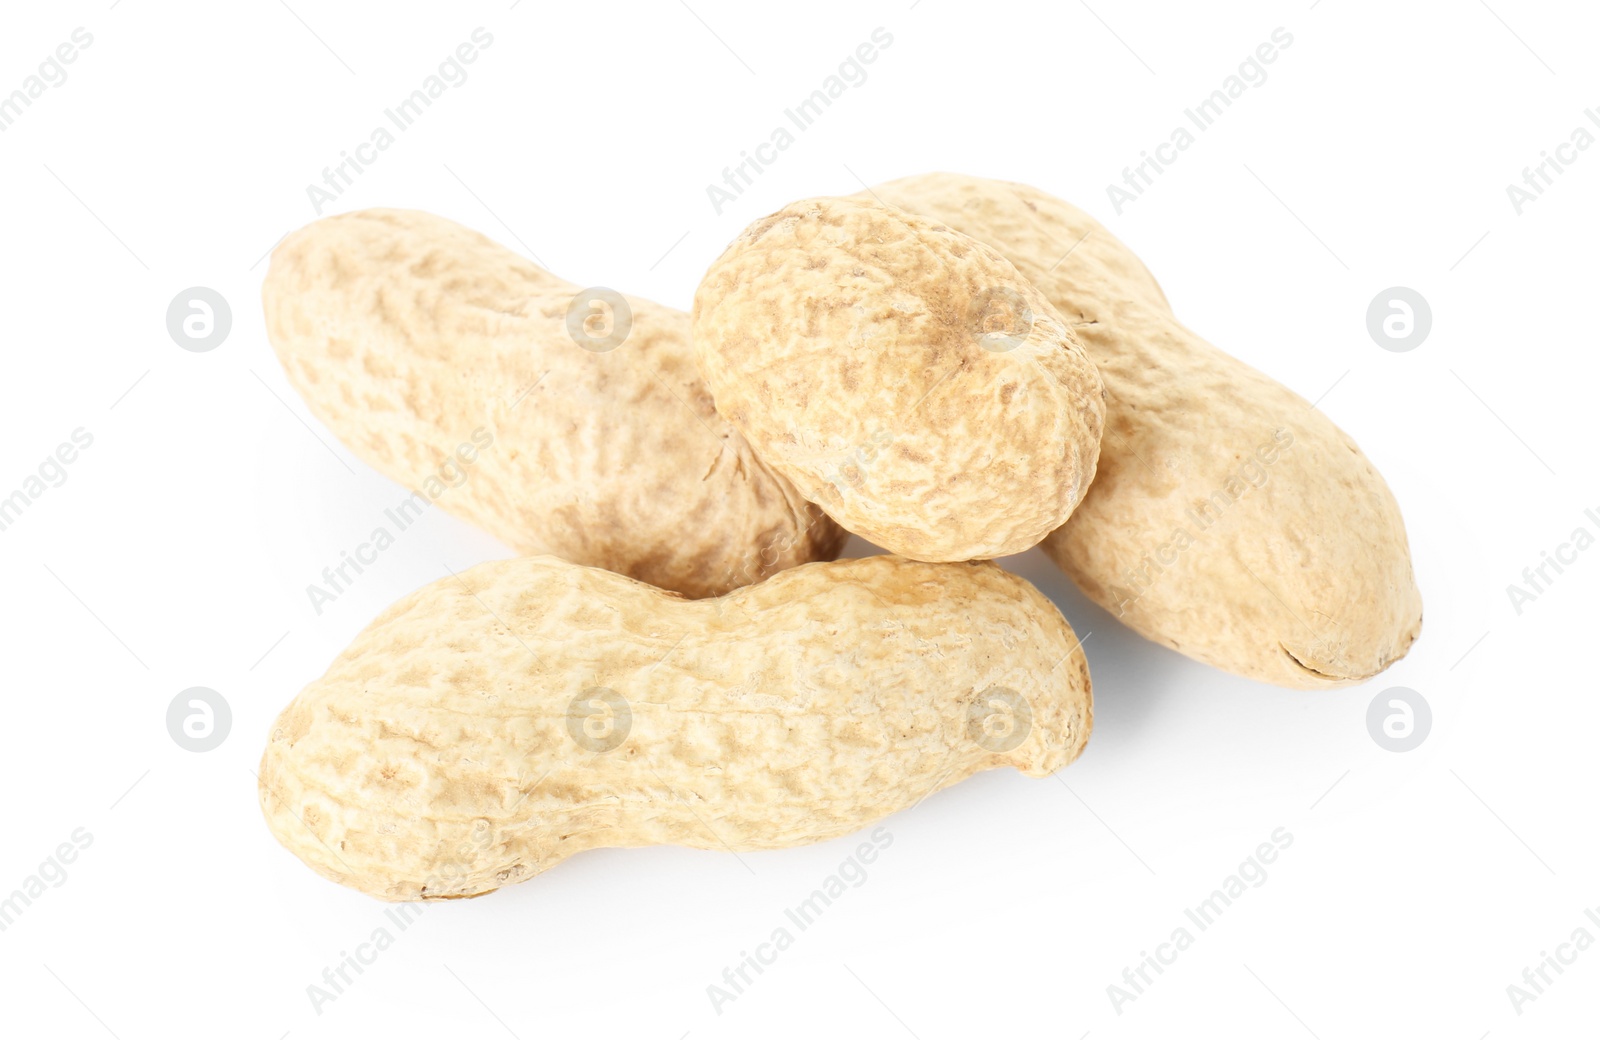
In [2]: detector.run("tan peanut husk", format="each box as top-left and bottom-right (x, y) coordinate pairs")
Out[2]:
(870, 173), (1421, 688)
(258, 554), (1092, 901)
(693, 196), (1105, 561)
(263, 209), (844, 599)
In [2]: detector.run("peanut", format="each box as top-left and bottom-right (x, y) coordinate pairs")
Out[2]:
(263, 209), (844, 599)
(257, 554), (1092, 901)
(869, 173), (1421, 687)
(691, 196), (1105, 562)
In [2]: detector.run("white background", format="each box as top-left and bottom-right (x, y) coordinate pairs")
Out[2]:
(0, 1), (1595, 1037)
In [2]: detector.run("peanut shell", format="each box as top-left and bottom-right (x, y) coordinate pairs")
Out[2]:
(258, 554), (1092, 901)
(692, 196), (1105, 561)
(870, 173), (1421, 687)
(263, 209), (844, 598)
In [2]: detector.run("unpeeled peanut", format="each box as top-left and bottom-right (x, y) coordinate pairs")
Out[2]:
(263, 209), (844, 599)
(692, 196), (1105, 562)
(870, 173), (1421, 687)
(257, 554), (1092, 901)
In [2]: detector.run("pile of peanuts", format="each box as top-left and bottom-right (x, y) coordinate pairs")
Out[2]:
(258, 173), (1421, 901)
